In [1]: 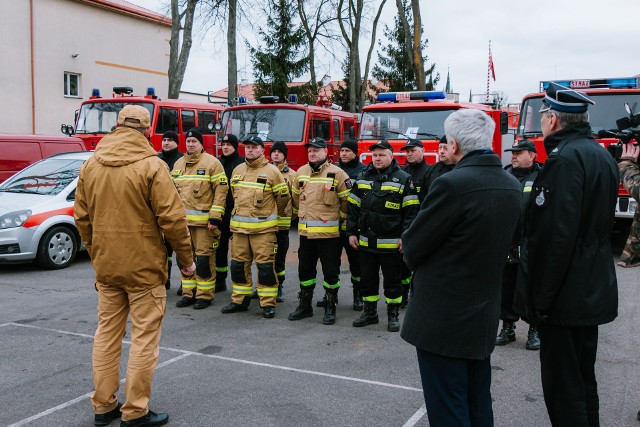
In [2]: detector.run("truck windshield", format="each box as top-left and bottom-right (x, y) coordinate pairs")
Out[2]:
(0, 158), (85, 196)
(221, 108), (306, 142)
(76, 102), (154, 134)
(519, 93), (640, 136)
(359, 109), (456, 140)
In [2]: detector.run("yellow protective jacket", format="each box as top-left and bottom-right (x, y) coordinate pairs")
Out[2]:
(172, 150), (228, 227)
(275, 161), (298, 230)
(74, 126), (194, 287)
(293, 161), (351, 239)
(230, 154), (290, 234)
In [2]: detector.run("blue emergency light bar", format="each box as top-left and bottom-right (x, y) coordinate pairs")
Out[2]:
(91, 88), (101, 97)
(288, 94), (298, 104)
(238, 96), (248, 105)
(376, 91), (447, 103)
(540, 78), (639, 91)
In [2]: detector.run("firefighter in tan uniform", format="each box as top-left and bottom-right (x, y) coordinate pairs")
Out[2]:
(75, 105), (195, 426)
(288, 137), (351, 325)
(221, 136), (290, 318)
(269, 141), (297, 302)
(172, 128), (228, 310)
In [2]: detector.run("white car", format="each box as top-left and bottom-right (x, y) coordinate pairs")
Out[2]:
(0, 151), (92, 269)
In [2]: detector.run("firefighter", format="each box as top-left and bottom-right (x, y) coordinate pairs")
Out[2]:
(288, 137), (351, 325)
(221, 136), (289, 318)
(157, 130), (184, 291)
(420, 135), (454, 202)
(215, 134), (245, 293)
(172, 128), (228, 310)
(346, 140), (419, 332)
(268, 141), (297, 303)
(399, 138), (430, 308)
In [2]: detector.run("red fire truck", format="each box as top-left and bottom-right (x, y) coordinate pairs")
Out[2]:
(62, 87), (224, 154)
(516, 77), (640, 218)
(217, 95), (358, 169)
(357, 91), (509, 165)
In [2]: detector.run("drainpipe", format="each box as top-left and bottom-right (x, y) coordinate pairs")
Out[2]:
(30, 0), (36, 134)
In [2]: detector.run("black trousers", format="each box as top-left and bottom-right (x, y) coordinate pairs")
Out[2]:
(359, 250), (402, 302)
(500, 263), (519, 322)
(275, 229), (290, 285)
(538, 324), (600, 427)
(215, 219), (232, 281)
(416, 348), (493, 427)
(298, 236), (341, 292)
(339, 233), (361, 290)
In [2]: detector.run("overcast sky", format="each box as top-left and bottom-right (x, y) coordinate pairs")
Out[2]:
(131, 0), (640, 104)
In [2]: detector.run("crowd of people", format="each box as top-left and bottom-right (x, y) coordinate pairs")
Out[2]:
(73, 80), (636, 426)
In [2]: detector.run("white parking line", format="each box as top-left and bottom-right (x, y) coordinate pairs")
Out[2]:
(401, 404), (427, 427)
(8, 322), (423, 392)
(6, 353), (190, 427)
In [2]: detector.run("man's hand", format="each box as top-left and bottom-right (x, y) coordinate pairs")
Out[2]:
(621, 143), (640, 162)
(349, 235), (359, 250)
(398, 239), (403, 253)
(181, 262), (196, 276)
(207, 223), (218, 231)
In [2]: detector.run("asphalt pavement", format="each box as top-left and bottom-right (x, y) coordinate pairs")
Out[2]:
(1, 227), (639, 427)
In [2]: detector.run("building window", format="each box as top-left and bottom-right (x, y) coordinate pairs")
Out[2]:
(64, 72), (80, 97)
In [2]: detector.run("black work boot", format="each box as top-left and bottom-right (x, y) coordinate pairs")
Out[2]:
(120, 410), (168, 427)
(526, 325), (541, 350)
(276, 284), (285, 303)
(176, 285), (183, 296)
(215, 277), (227, 293)
(175, 297), (195, 308)
(288, 288), (314, 320)
(352, 289), (364, 311)
(95, 402), (122, 426)
(495, 321), (516, 345)
(352, 301), (379, 327)
(322, 292), (338, 325)
(400, 285), (409, 309)
(193, 298), (211, 310)
(387, 303), (400, 332)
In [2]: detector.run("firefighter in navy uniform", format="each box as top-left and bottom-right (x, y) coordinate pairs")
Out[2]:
(172, 128), (228, 309)
(157, 130), (184, 290)
(215, 134), (244, 293)
(288, 137), (351, 325)
(399, 138), (430, 308)
(346, 140), (419, 332)
(269, 141), (297, 303)
(420, 135), (454, 203)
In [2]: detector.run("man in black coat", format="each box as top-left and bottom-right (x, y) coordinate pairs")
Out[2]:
(419, 135), (454, 203)
(401, 109), (521, 427)
(158, 130), (184, 290)
(215, 134), (244, 293)
(524, 82), (618, 426)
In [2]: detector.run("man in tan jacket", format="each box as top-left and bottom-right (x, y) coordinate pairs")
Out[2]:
(75, 105), (195, 427)
(172, 128), (228, 309)
(220, 136), (289, 318)
(288, 137), (351, 325)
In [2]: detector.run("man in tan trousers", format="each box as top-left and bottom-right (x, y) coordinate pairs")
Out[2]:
(75, 105), (195, 427)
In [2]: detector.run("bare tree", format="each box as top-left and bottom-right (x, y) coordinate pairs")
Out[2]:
(227, 0), (237, 104)
(395, 0), (425, 90)
(296, 0), (339, 86)
(168, 0), (199, 99)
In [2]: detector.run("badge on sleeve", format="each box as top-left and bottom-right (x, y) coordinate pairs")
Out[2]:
(345, 178), (352, 189)
(534, 186), (550, 207)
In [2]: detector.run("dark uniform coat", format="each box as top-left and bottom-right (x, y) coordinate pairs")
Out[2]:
(419, 161), (454, 203)
(158, 147), (184, 171)
(401, 151), (521, 360)
(524, 124), (618, 326)
(338, 158), (366, 181)
(219, 151), (245, 223)
(402, 160), (430, 200)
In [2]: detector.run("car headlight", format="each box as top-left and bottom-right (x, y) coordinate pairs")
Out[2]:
(0, 210), (32, 229)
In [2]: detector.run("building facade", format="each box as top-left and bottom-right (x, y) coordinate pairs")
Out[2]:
(1, 0), (171, 135)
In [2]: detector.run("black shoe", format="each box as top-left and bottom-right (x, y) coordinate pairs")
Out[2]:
(316, 295), (327, 308)
(221, 302), (249, 314)
(289, 289), (314, 320)
(387, 304), (400, 332)
(322, 292), (337, 325)
(276, 285), (284, 303)
(176, 285), (183, 296)
(353, 301), (379, 327)
(175, 297), (195, 308)
(353, 290), (363, 311)
(495, 321), (516, 346)
(120, 410), (168, 427)
(215, 283), (227, 293)
(400, 287), (409, 309)
(263, 306), (275, 318)
(164, 280), (171, 290)
(95, 402), (122, 426)
(251, 290), (259, 300)
(193, 298), (211, 310)
(526, 325), (541, 350)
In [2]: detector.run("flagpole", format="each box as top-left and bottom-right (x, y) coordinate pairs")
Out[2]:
(486, 40), (491, 103)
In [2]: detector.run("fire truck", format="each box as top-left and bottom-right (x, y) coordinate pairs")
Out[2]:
(357, 91), (509, 165)
(516, 77), (640, 218)
(217, 95), (358, 169)
(61, 87), (224, 154)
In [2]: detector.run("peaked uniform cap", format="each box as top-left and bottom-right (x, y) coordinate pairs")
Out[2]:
(542, 82), (595, 113)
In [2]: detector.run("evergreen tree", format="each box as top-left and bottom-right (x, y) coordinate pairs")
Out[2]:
(249, 0), (310, 102)
(372, 1), (439, 92)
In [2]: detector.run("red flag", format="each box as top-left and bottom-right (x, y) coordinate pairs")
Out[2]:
(489, 49), (496, 81)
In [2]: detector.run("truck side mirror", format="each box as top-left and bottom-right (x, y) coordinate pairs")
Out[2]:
(500, 112), (508, 135)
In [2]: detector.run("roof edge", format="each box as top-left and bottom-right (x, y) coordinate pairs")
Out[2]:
(73, 0), (171, 26)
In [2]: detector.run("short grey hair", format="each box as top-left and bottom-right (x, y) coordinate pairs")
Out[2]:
(550, 110), (589, 128)
(444, 109), (495, 154)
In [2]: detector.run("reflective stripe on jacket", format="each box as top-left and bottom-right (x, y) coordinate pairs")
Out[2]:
(293, 161), (350, 239)
(172, 150), (228, 227)
(275, 161), (297, 230)
(230, 155), (289, 234)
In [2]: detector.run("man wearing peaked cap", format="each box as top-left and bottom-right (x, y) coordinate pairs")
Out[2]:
(525, 82), (618, 425)
(243, 135), (265, 147)
(305, 136), (327, 149)
(368, 139), (393, 151)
